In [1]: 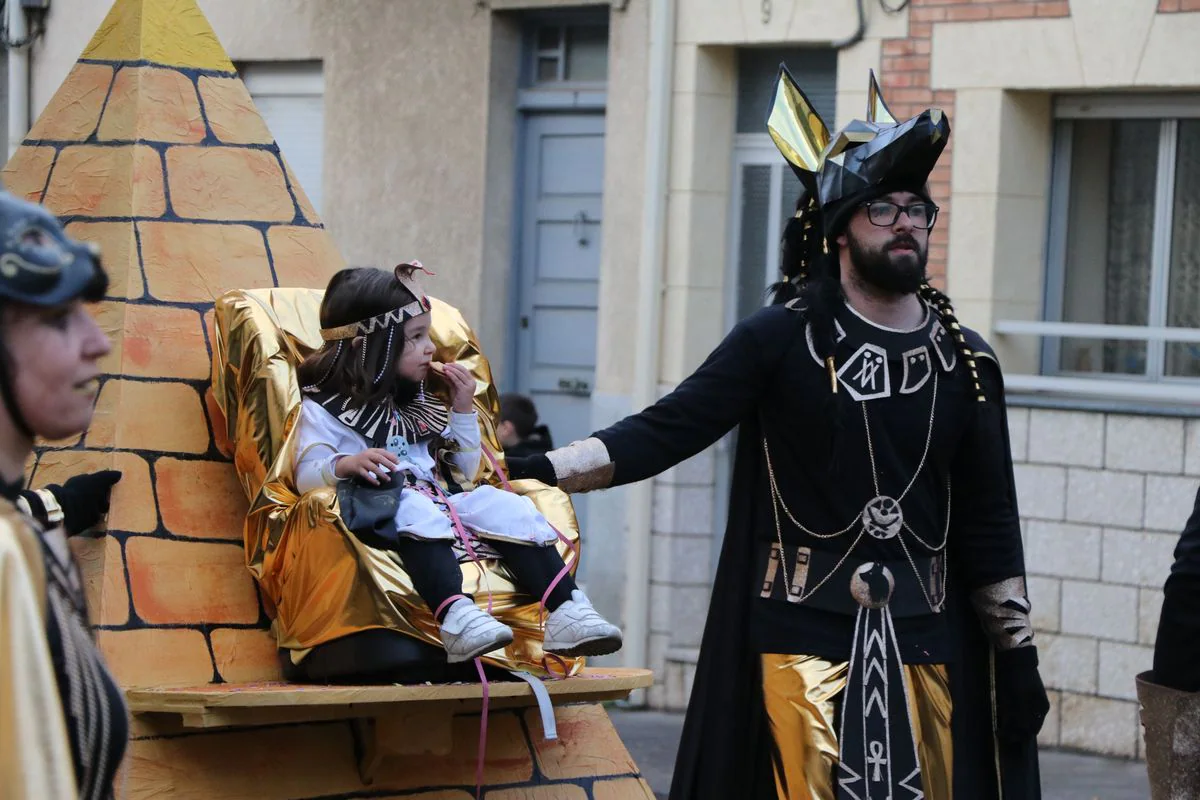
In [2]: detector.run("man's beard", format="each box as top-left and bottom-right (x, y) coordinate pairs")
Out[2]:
(845, 229), (928, 295)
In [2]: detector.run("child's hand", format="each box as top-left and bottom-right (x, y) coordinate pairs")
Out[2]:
(335, 448), (401, 485)
(437, 362), (477, 414)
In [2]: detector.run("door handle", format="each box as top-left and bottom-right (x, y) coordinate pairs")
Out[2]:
(573, 211), (590, 246)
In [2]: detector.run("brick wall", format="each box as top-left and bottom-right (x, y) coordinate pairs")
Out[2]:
(877, 0), (1070, 284)
(1009, 407), (1196, 758)
(1158, 0), (1200, 12)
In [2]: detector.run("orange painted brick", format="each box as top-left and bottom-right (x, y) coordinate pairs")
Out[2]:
(166, 146), (295, 222)
(97, 66), (206, 144)
(283, 157), (321, 224)
(26, 63), (115, 142)
(87, 379), (210, 454)
(139, 221), (274, 301)
(910, 5), (947, 21)
(65, 221), (142, 299)
(197, 76), (274, 145)
(594, 778), (656, 800)
(69, 534), (130, 625)
(374, 712), (533, 789)
(526, 704), (637, 780)
(989, 1), (1039, 18)
(155, 457), (247, 539)
(1, 145), (57, 203)
(126, 537), (259, 624)
(486, 788), (587, 800)
(1159, 0), (1180, 10)
(122, 305), (209, 379)
(1037, 0), (1071, 14)
(43, 144), (166, 218)
(945, 3), (992, 21)
(268, 225), (345, 288)
(378, 793), (473, 800)
(209, 627), (281, 682)
(1180, 0), (1200, 9)
(31, 449), (156, 533)
(87, 300), (125, 377)
(98, 629), (214, 687)
(123, 724), (364, 797)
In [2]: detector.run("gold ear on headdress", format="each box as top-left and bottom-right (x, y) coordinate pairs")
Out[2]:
(767, 64), (830, 175)
(866, 69), (897, 125)
(394, 260), (433, 308)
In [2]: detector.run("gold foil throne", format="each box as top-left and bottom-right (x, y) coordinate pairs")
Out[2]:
(211, 288), (584, 679)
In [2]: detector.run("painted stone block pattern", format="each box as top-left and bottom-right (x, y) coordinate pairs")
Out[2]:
(26, 62), (115, 142)
(97, 66), (207, 143)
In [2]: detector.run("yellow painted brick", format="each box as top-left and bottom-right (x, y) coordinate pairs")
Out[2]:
(197, 76), (273, 145)
(98, 628), (214, 688)
(43, 144), (166, 218)
(125, 537), (259, 624)
(65, 221), (142, 299)
(89, 300), (124, 377)
(283, 157), (320, 224)
(485, 788), (587, 800)
(97, 66), (206, 143)
(31, 449), (156, 534)
(593, 778), (656, 800)
(155, 457), (246, 539)
(139, 221), (273, 302)
(87, 379), (209, 454)
(122, 723), (364, 797)
(526, 704), (638, 780)
(1, 145), (57, 203)
(122, 305), (209, 379)
(209, 627), (281, 683)
(373, 711), (533, 789)
(26, 63), (115, 142)
(267, 225), (344, 289)
(69, 534), (129, 626)
(166, 146), (295, 222)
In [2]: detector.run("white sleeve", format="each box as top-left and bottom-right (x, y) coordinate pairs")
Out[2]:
(293, 401), (355, 493)
(445, 411), (482, 481)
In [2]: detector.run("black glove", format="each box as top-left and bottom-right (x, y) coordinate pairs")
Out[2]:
(505, 454), (557, 486)
(51, 470), (123, 536)
(993, 646), (1049, 744)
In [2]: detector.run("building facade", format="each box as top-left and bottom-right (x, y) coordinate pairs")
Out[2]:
(13, 0), (1200, 759)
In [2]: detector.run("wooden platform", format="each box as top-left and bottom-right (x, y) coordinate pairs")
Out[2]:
(127, 667), (654, 729)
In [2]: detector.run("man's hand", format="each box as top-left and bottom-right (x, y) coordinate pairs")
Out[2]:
(436, 362), (477, 414)
(334, 449), (400, 485)
(54, 470), (123, 536)
(993, 647), (1049, 744)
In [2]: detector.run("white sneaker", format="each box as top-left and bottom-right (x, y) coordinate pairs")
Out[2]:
(543, 590), (623, 657)
(439, 598), (514, 664)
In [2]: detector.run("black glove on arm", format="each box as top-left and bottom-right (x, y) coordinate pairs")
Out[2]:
(993, 646), (1050, 744)
(505, 454), (557, 486)
(50, 470), (122, 536)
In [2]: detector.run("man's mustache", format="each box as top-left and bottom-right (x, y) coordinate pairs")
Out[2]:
(887, 236), (920, 252)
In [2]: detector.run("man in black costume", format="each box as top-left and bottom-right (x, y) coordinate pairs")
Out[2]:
(510, 68), (1047, 800)
(1137, 487), (1200, 798)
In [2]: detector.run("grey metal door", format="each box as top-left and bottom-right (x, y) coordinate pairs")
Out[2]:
(515, 112), (605, 458)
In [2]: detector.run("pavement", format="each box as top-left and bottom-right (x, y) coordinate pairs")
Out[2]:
(609, 708), (1151, 800)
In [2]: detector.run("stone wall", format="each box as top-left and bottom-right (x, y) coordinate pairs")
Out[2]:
(1012, 407), (1195, 758)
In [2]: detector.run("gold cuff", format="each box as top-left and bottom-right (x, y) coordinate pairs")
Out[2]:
(970, 577), (1034, 651)
(546, 437), (615, 493)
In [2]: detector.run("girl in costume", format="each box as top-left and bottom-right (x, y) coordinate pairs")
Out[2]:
(292, 264), (621, 664)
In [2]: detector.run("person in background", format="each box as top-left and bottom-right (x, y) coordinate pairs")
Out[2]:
(498, 393), (554, 459)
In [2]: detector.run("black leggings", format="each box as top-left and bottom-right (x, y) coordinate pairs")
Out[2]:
(391, 537), (577, 621)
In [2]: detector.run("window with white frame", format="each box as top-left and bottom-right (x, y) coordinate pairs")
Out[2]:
(728, 48), (837, 326)
(1039, 96), (1200, 385)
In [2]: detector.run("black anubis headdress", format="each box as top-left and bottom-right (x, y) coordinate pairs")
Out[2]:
(766, 65), (950, 216)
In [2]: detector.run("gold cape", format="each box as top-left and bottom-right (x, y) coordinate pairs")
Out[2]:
(211, 288), (583, 676)
(0, 503), (79, 799)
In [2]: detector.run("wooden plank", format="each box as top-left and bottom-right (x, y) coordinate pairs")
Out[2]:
(125, 667), (653, 730)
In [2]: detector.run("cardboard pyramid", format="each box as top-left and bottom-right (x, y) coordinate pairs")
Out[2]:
(1, 0), (344, 688)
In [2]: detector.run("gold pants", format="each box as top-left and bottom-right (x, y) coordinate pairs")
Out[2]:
(761, 654), (953, 800)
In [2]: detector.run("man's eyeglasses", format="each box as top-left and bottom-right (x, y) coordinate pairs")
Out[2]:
(862, 200), (939, 230)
